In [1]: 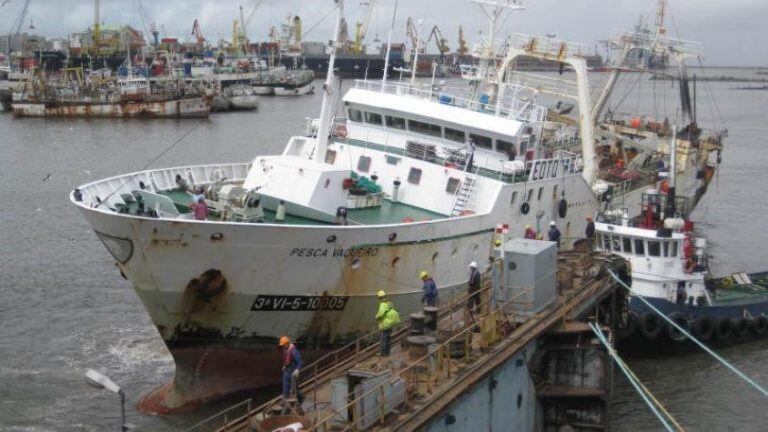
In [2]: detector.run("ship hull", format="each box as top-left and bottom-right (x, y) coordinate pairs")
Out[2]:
(72, 159), (599, 413)
(11, 96), (211, 118)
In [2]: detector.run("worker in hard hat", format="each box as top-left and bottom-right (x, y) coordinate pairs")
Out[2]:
(279, 336), (304, 404)
(585, 216), (596, 249)
(375, 290), (400, 357)
(467, 261), (482, 315)
(524, 224), (537, 239)
(419, 271), (438, 307)
(548, 221), (562, 249)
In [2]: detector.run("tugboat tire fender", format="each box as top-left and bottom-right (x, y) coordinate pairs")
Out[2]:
(638, 313), (663, 341)
(714, 318), (733, 342)
(616, 311), (639, 339)
(750, 315), (768, 336)
(732, 317), (751, 338)
(692, 316), (715, 342)
(665, 312), (689, 343)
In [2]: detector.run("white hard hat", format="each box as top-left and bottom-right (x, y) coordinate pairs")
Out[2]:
(550, 221), (556, 226)
(469, 261), (477, 268)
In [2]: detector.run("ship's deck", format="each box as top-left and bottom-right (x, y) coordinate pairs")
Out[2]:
(114, 187), (446, 226)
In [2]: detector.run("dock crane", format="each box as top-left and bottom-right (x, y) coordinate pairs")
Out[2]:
(191, 19), (205, 49)
(457, 25), (468, 56)
(427, 25), (450, 60)
(6, 0), (32, 54)
(352, 0), (376, 54)
(138, 0), (159, 47)
(405, 17), (423, 54)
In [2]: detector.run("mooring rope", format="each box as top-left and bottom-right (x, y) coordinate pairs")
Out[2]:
(589, 323), (682, 432)
(608, 269), (768, 398)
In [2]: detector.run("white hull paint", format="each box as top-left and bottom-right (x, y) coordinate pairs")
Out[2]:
(274, 82), (314, 96)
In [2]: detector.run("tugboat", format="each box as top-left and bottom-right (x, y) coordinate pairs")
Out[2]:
(596, 194), (768, 350)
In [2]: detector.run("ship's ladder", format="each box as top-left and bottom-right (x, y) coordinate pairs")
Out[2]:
(451, 172), (478, 216)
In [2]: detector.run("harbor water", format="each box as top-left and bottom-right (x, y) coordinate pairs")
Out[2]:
(1, 74), (767, 431)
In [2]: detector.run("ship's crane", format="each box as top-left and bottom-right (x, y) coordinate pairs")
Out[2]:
(352, 0), (376, 54)
(427, 25), (450, 59)
(191, 19), (205, 49)
(457, 25), (468, 56)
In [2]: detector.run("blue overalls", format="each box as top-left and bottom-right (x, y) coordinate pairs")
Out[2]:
(282, 343), (304, 401)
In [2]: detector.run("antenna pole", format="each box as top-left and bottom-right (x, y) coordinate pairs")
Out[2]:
(313, 0), (345, 164)
(381, 0), (398, 87)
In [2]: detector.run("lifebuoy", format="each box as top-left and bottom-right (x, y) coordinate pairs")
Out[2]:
(692, 316), (715, 341)
(714, 318), (733, 342)
(520, 202), (530, 215)
(558, 198), (568, 218)
(615, 311), (639, 339)
(732, 318), (751, 338)
(638, 313), (663, 340)
(684, 259), (694, 274)
(665, 312), (690, 342)
(750, 316), (768, 336)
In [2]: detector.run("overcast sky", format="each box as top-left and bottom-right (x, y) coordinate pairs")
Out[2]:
(1, 0), (765, 66)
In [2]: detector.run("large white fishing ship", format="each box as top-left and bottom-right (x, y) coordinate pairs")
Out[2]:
(70, 0), (723, 413)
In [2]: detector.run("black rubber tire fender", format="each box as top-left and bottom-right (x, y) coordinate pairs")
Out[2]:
(520, 201), (530, 215)
(714, 318), (733, 342)
(692, 316), (715, 342)
(638, 313), (663, 341)
(665, 312), (690, 343)
(751, 316), (768, 336)
(616, 311), (639, 340)
(732, 318), (751, 338)
(558, 198), (568, 218)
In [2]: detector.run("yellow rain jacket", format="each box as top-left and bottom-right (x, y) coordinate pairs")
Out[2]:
(376, 300), (399, 330)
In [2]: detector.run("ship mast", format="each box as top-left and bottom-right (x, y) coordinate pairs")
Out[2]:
(468, 0), (526, 103)
(313, 0), (345, 164)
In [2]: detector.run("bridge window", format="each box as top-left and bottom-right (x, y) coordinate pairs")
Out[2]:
(662, 241), (670, 257)
(408, 167), (423, 185)
(446, 177), (460, 194)
(670, 241), (678, 257)
(527, 189), (534, 202)
(497, 139), (515, 154)
(537, 187), (543, 201)
(602, 234), (611, 251)
(623, 237), (632, 254)
(611, 236), (621, 252)
(349, 108), (362, 122)
(357, 156), (372, 172)
(364, 112), (383, 125)
(648, 241), (661, 257)
(444, 127), (466, 143)
(385, 115), (406, 130)
(469, 134), (492, 149)
(510, 191), (518, 205)
(634, 239), (645, 256)
(409, 119), (442, 138)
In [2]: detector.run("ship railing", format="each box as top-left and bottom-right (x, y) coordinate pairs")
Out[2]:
(506, 70), (579, 100)
(353, 79), (489, 115)
(508, 32), (592, 60)
(191, 263), (506, 432)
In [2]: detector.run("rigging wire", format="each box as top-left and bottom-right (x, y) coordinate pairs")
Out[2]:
(93, 121), (204, 208)
(590, 323), (684, 432)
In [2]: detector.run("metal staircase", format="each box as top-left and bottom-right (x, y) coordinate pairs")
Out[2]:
(451, 173), (478, 216)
